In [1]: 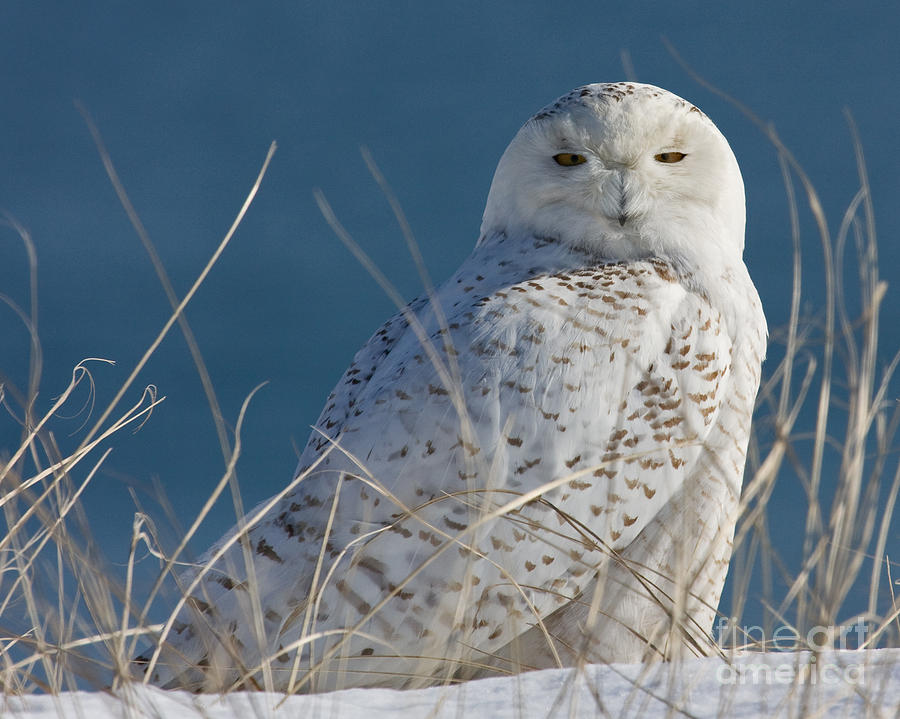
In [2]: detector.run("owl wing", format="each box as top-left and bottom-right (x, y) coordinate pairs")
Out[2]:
(293, 295), (430, 473)
(146, 250), (741, 690)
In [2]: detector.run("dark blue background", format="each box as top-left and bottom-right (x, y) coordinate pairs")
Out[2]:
(1, 2), (897, 630)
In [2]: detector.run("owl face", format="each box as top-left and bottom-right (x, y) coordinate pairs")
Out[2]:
(480, 83), (746, 268)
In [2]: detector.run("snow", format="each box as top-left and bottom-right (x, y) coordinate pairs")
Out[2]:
(4, 649), (899, 718)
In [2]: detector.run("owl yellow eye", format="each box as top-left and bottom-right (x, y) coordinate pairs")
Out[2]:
(654, 151), (686, 163)
(553, 153), (587, 166)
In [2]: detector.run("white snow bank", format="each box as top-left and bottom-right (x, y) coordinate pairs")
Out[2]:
(4, 649), (899, 718)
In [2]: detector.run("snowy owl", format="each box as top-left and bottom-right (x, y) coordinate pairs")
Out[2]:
(141, 82), (766, 693)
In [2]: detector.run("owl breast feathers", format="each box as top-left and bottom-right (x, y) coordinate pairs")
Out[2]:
(141, 82), (766, 693)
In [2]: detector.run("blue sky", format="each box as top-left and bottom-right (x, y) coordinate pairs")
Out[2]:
(1, 2), (897, 624)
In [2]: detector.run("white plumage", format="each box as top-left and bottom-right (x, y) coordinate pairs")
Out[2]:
(142, 82), (766, 692)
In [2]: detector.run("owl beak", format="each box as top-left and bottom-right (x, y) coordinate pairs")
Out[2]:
(599, 169), (634, 228)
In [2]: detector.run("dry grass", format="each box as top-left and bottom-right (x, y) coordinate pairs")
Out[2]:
(0, 85), (897, 713)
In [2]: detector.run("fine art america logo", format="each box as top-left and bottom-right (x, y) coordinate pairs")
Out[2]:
(713, 618), (869, 685)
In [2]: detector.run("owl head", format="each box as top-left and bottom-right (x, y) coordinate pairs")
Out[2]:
(480, 83), (746, 276)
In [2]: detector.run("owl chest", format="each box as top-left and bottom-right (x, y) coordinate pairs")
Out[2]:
(461, 278), (664, 400)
